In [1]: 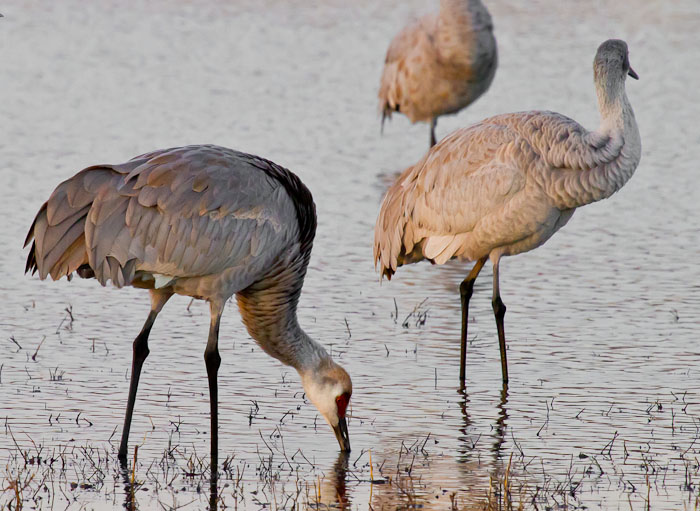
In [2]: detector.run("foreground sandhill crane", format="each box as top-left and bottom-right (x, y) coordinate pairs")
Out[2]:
(24, 145), (353, 477)
(375, 39), (641, 385)
(378, 0), (497, 147)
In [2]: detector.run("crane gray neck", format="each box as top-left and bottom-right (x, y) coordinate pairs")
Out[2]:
(558, 89), (640, 209)
(235, 252), (330, 372)
(596, 72), (629, 135)
(594, 82), (640, 168)
(540, 80), (640, 211)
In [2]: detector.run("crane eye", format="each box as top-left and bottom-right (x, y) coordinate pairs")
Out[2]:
(335, 393), (350, 418)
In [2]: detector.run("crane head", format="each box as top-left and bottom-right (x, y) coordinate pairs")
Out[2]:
(594, 39), (639, 84)
(301, 358), (353, 452)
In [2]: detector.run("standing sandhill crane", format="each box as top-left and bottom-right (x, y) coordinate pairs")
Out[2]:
(375, 40), (641, 385)
(378, 0), (497, 147)
(24, 145), (353, 477)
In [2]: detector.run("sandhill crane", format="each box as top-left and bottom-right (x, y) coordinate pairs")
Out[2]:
(24, 145), (353, 478)
(374, 39), (641, 385)
(378, 0), (497, 147)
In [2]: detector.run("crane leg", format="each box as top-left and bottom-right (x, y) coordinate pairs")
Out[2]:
(491, 259), (509, 384)
(459, 257), (488, 386)
(430, 118), (438, 147)
(204, 300), (224, 484)
(118, 290), (172, 464)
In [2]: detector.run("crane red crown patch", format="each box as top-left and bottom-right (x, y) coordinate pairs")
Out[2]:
(335, 393), (350, 419)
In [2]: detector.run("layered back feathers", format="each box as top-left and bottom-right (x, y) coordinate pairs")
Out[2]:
(25, 145), (317, 294)
(374, 106), (640, 278)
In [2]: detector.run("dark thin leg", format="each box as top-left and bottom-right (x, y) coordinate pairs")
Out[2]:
(430, 118), (438, 147)
(459, 257), (488, 387)
(118, 290), (172, 464)
(204, 301), (223, 484)
(209, 479), (218, 511)
(491, 259), (509, 384)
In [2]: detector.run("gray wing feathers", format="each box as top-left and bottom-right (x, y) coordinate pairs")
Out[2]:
(42, 208), (90, 273)
(26, 145), (298, 290)
(24, 168), (111, 280)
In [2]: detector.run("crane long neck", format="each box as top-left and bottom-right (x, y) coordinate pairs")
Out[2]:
(235, 252), (329, 372)
(547, 84), (640, 210)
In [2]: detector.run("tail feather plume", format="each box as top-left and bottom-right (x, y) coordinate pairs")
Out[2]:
(374, 168), (415, 280)
(24, 170), (104, 282)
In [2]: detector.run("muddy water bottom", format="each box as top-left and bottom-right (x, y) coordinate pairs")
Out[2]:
(2, 0), (700, 509)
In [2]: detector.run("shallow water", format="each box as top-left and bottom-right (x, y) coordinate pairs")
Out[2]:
(1, 0), (700, 509)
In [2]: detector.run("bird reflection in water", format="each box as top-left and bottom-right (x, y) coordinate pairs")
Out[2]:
(457, 384), (508, 464)
(119, 451), (219, 510)
(120, 462), (138, 511)
(452, 385), (509, 506)
(457, 387), (474, 462)
(313, 452), (351, 510)
(492, 385), (509, 459)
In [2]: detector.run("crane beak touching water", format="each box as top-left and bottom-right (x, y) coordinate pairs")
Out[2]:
(628, 66), (639, 80)
(333, 417), (351, 452)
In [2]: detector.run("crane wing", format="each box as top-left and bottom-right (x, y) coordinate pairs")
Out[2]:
(483, 110), (620, 171)
(26, 146), (300, 291)
(375, 110), (626, 277)
(375, 123), (521, 275)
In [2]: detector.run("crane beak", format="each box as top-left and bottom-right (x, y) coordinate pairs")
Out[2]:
(628, 66), (639, 80)
(333, 417), (351, 452)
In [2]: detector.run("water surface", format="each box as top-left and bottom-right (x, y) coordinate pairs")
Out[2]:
(1, 0), (699, 509)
